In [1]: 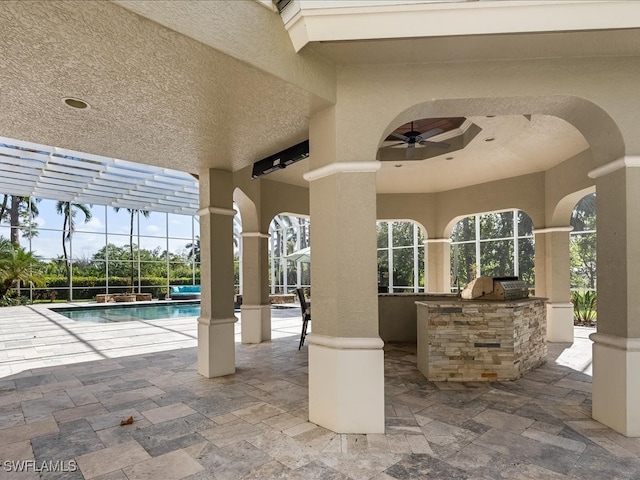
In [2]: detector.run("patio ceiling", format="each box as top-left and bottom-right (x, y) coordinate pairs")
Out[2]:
(0, 136), (199, 215)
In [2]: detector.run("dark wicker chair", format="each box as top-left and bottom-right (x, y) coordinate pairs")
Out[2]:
(296, 288), (311, 350)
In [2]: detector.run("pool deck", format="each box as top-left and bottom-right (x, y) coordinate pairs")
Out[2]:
(1, 304), (638, 479)
(0, 302), (302, 377)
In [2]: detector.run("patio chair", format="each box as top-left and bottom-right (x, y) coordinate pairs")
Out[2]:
(296, 288), (311, 350)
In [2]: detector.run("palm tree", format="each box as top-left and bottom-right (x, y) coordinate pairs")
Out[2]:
(56, 201), (92, 298)
(0, 195), (40, 246)
(113, 208), (150, 290)
(185, 235), (200, 263)
(0, 238), (42, 297)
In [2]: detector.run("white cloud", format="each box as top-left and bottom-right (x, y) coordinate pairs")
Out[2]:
(75, 216), (104, 233)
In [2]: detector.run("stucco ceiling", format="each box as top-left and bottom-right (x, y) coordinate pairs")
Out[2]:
(0, 1), (325, 177)
(268, 114), (589, 193)
(0, 0), (612, 200)
(307, 29), (640, 65)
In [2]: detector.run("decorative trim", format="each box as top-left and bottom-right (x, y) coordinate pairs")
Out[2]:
(197, 316), (238, 326)
(241, 232), (270, 238)
(240, 304), (271, 310)
(303, 162), (381, 182)
(532, 226), (573, 234)
(425, 238), (451, 244)
(196, 206), (236, 217)
(547, 302), (574, 309)
(306, 333), (384, 350)
(588, 156), (640, 179)
(589, 332), (640, 352)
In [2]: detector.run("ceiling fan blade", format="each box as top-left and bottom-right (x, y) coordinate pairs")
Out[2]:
(381, 142), (406, 149)
(405, 143), (415, 159)
(390, 132), (409, 142)
(419, 140), (450, 149)
(417, 127), (444, 141)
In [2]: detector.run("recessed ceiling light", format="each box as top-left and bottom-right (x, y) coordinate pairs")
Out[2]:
(445, 156), (454, 161)
(63, 97), (90, 110)
(485, 137), (495, 142)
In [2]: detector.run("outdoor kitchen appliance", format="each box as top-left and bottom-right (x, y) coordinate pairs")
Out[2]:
(461, 276), (529, 301)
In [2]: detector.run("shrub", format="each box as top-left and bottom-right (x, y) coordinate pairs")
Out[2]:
(571, 290), (597, 324)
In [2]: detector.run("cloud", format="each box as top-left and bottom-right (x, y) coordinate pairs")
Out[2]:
(76, 216), (104, 233)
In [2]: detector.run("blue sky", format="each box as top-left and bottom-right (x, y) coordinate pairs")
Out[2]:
(0, 199), (199, 261)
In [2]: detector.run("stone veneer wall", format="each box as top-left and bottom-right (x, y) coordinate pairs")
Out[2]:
(417, 299), (547, 381)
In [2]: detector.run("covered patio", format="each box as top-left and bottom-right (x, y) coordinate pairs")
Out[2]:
(2, 0), (640, 446)
(2, 305), (637, 479)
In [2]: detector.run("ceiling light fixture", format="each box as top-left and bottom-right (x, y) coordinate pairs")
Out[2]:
(63, 97), (90, 110)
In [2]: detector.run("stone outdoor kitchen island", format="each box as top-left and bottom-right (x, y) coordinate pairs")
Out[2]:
(416, 296), (547, 381)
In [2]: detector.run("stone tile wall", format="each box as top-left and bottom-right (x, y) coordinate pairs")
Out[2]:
(417, 299), (547, 381)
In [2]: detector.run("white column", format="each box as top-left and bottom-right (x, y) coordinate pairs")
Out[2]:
(589, 156), (640, 436)
(304, 161), (385, 434)
(533, 226), (574, 342)
(197, 169), (237, 378)
(425, 238), (451, 293)
(240, 232), (271, 344)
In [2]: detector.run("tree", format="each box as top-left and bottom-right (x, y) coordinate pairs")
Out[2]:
(0, 195), (40, 246)
(450, 211), (536, 290)
(451, 216), (476, 287)
(185, 235), (200, 263)
(56, 201), (92, 296)
(570, 194), (596, 289)
(376, 221), (424, 291)
(0, 237), (42, 297)
(113, 208), (150, 290)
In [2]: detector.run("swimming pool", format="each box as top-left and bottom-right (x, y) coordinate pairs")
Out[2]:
(52, 302), (201, 323)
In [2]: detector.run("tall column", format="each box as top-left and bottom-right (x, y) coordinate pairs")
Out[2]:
(240, 232), (271, 343)
(197, 169), (237, 378)
(426, 238), (451, 293)
(304, 162), (385, 434)
(533, 226), (574, 342)
(589, 157), (640, 436)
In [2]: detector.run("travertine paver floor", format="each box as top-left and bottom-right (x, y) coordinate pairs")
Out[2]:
(0, 304), (638, 479)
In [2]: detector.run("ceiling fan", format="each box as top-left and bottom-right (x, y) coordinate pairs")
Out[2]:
(383, 121), (450, 159)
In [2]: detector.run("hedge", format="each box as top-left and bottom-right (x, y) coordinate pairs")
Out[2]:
(33, 276), (201, 301)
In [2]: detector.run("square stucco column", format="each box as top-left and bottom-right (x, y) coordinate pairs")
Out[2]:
(303, 161), (385, 434)
(533, 227), (574, 342)
(426, 238), (451, 293)
(240, 232), (271, 344)
(589, 158), (640, 436)
(197, 169), (237, 378)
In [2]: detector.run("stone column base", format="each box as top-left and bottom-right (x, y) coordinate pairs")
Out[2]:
(547, 302), (574, 342)
(240, 304), (271, 344)
(308, 334), (385, 434)
(591, 332), (640, 436)
(197, 316), (237, 378)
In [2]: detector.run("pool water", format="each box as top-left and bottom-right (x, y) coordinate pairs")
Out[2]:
(52, 302), (201, 323)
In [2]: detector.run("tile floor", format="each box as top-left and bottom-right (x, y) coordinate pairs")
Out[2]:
(0, 304), (638, 479)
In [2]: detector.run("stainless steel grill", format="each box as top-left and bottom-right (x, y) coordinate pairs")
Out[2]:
(461, 276), (529, 301)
